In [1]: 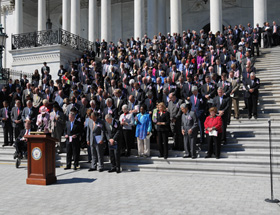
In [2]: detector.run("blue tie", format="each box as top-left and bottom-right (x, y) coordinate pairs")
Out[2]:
(71, 122), (73, 131)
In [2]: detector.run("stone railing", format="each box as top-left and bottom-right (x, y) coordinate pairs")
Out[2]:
(0, 68), (33, 84)
(11, 28), (95, 52)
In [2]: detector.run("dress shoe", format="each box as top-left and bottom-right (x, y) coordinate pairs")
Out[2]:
(191, 156), (197, 159)
(164, 157), (168, 160)
(158, 155), (163, 158)
(9, 143), (14, 146)
(116, 168), (121, 173)
(64, 167), (71, 170)
(205, 155), (211, 158)
(183, 155), (191, 158)
(236, 116), (239, 120)
(108, 168), (116, 173)
(98, 169), (104, 172)
(248, 115), (252, 119)
(216, 156), (220, 159)
(2, 144), (8, 147)
(73, 166), (77, 170)
(254, 115), (257, 119)
(88, 168), (97, 172)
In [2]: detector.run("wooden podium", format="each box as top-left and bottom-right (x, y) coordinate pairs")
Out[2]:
(25, 134), (57, 185)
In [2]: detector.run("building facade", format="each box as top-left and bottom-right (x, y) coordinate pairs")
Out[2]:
(0, 0), (279, 79)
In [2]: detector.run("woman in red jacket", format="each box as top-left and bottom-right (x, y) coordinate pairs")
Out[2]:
(204, 107), (223, 159)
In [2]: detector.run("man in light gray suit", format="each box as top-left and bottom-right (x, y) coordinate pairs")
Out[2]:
(87, 112), (105, 172)
(181, 103), (198, 159)
(227, 71), (240, 119)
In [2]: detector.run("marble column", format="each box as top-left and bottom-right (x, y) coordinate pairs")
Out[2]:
(170, 0), (181, 34)
(71, 0), (80, 35)
(210, 0), (222, 33)
(14, 0), (23, 34)
(101, 0), (111, 42)
(88, 0), (97, 42)
(254, 0), (267, 27)
(158, 0), (166, 35)
(38, 0), (46, 31)
(147, 0), (158, 38)
(134, 0), (144, 39)
(62, 0), (70, 31)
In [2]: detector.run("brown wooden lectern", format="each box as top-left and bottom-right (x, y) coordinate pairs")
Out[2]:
(25, 134), (57, 185)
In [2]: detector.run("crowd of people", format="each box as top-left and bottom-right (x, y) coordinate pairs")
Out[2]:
(1, 20), (279, 172)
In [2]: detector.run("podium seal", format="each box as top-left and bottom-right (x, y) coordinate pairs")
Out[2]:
(32, 147), (42, 161)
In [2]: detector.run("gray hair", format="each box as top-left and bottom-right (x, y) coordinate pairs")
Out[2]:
(122, 104), (128, 111)
(105, 114), (112, 120)
(90, 100), (96, 105)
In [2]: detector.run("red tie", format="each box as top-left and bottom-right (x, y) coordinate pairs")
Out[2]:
(168, 85), (170, 91)
(194, 96), (197, 105)
(247, 73), (249, 78)
(189, 84), (191, 91)
(17, 108), (20, 115)
(172, 73), (175, 82)
(223, 82), (225, 88)
(240, 53), (242, 59)
(149, 99), (152, 105)
(25, 130), (28, 135)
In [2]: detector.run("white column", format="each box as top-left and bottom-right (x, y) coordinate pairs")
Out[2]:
(134, 0), (144, 39)
(158, 0), (166, 35)
(254, 0), (267, 27)
(62, 0), (70, 31)
(147, 0), (158, 38)
(88, 0), (97, 42)
(14, 0), (23, 34)
(101, 0), (111, 42)
(210, 0), (222, 34)
(170, 0), (181, 34)
(38, 0), (47, 31)
(71, 0), (80, 35)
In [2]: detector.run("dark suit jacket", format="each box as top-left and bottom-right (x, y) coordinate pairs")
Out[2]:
(86, 118), (104, 145)
(104, 119), (121, 143)
(190, 94), (205, 119)
(102, 106), (118, 120)
(213, 96), (230, 115)
(156, 111), (170, 132)
(244, 78), (260, 98)
(64, 120), (82, 144)
(132, 88), (145, 104)
(201, 83), (217, 99)
(0, 107), (12, 127)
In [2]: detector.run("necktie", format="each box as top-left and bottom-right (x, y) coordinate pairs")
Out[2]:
(194, 96), (197, 105)
(17, 108), (20, 116)
(223, 82), (225, 88)
(247, 73), (249, 78)
(25, 130), (28, 136)
(189, 84), (191, 91)
(117, 98), (120, 107)
(220, 97), (222, 105)
(149, 99), (152, 105)
(172, 73), (175, 82)
(207, 84), (209, 92)
(5, 108), (8, 118)
(71, 122), (73, 131)
(93, 121), (96, 128)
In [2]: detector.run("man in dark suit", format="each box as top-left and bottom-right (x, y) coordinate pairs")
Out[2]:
(64, 112), (82, 170)
(189, 86), (206, 144)
(11, 100), (23, 140)
(132, 82), (145, 105)
(0, 101), (13, 146)
(95, 39), (101, 57)
(41, 62), (50, 78)
(244, 72), (260, 119)
(252, 28), (260, 56)
(201, 76), (217, 112)
(113, 89), (126, 117)
(169, 65), (180, 84)
(104, 114), (121, 173)
(213, 88), (230, 144)
(102, 98), (118, 120)
(144, 91), (156, 115)
(14, 120), (33, 159)
(87, 112), (105, 172)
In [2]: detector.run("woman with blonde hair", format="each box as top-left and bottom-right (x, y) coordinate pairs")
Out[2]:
(156, 102), (170, 159)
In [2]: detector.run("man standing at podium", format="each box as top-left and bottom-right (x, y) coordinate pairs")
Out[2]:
(64, 112), (82, 170)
